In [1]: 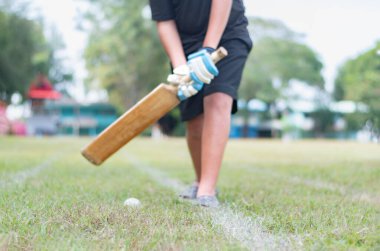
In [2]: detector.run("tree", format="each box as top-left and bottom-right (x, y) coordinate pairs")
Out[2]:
(240, 18), (324, 103)
(33, 26), (73, 86)
(335, 42), (380, 131)
(81, 0), (168, 111)
(0, 3), (71, 103)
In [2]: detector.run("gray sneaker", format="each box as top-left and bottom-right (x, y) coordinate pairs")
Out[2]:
(196, 195), (220, 208)
(179, 184), (198, 199)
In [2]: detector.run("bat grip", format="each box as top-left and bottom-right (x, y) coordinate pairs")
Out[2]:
(181, 47), (228, 83)
(210, 47), (229, 64)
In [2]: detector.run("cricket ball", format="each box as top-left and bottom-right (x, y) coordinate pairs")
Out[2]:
(123, 198), (141, 207)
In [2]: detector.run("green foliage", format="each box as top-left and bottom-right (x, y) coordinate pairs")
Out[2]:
(0, 3), (70, 103)
(34, 27), (73, 85)
(335, 42), (380, 129)
(0, 10), (39, 102)
(309, 108), (335, 134)
(241, 18), (324, 103)
(82, 0), (168, 111)
(344, 112), (368, 131)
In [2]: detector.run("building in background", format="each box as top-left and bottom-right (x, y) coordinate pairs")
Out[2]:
(26, 75), (62, 135)
(45, 101), (117, 136)
(25, 74), (117, 136)
(230, 98), (369, 140)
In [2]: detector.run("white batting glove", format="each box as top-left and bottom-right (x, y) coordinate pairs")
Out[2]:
(168, 48), (219, 101)
(167, 65), (190, 86)
(167, 65), (202, 101)
(188, 49), (219, 85)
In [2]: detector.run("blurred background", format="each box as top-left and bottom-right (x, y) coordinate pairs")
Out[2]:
(0, 0), (379, 142)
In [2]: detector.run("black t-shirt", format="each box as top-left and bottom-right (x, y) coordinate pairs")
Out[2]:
(149, 0), (251, 51)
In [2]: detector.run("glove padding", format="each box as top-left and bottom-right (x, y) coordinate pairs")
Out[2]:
(167, 65), (203, 101)
(188, 48), (219, 85)
(167, 65), (189, 86)
(167, 48), (219, 101)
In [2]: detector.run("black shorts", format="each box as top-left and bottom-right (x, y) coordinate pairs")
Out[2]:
(180, 38), (252, 121)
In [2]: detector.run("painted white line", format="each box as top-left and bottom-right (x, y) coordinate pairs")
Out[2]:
(125, 153), (303, 251)
(0, 155), (60, 188)
(208, 206), (303, 250)
(246, 166), (380, 206)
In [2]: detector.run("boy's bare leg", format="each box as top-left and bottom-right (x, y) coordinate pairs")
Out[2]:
(197, 92), (232, 196)
(186, 114), (204, 183)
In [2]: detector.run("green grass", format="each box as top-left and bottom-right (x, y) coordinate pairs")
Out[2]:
(0, 137), (379, 250)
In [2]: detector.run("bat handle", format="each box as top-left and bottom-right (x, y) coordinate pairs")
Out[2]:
(210, 47), (229, 64)
(181, 47), (228, 83)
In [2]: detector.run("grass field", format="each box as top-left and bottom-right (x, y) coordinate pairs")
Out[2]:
(0, 137), (379, 250)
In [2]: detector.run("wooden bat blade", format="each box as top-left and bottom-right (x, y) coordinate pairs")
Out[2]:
(81, 84), (179, 165)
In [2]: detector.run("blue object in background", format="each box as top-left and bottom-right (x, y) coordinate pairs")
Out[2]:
(44, 102), (118, 136)
(247, 126), (258, 138)
(230, 124), (243, 138)
(230, 116), (245, 138)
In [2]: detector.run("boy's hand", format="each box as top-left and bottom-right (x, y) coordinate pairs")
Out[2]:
(167, 65), (201, 101)
(167, 65), (190, 86)
(167, 48), (219, 101)
(188, 48), (219, 85)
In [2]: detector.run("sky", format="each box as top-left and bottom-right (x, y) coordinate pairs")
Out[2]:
(31, 0), (380, 101)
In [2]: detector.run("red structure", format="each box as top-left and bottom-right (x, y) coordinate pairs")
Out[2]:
(26, 74), (61, 135)
(28, 74), (61, 100)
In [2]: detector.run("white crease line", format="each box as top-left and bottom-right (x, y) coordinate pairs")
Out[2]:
(0, 155), (60, 188)
(246, 166), (380, 206)
(125, 153), (303, 251)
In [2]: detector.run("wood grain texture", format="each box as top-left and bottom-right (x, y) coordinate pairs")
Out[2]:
(81, 84), (179, 165)
(81, 47), (228, 165)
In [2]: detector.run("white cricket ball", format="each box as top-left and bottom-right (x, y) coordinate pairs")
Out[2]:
(123, 198), (141, 207)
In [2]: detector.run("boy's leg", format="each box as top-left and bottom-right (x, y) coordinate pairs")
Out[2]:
(186, 114), (204, 183)
(197, 92), (232, 196)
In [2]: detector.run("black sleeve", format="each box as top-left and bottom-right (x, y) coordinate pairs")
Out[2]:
(149, 0), (175, 21)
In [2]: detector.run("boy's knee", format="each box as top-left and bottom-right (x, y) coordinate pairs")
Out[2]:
(204, 93), (232, 113)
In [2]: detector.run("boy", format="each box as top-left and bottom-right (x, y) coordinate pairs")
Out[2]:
(149, 0), (252, 207)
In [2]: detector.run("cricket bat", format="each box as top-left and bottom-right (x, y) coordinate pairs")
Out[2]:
(81, 47), (228, 165)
